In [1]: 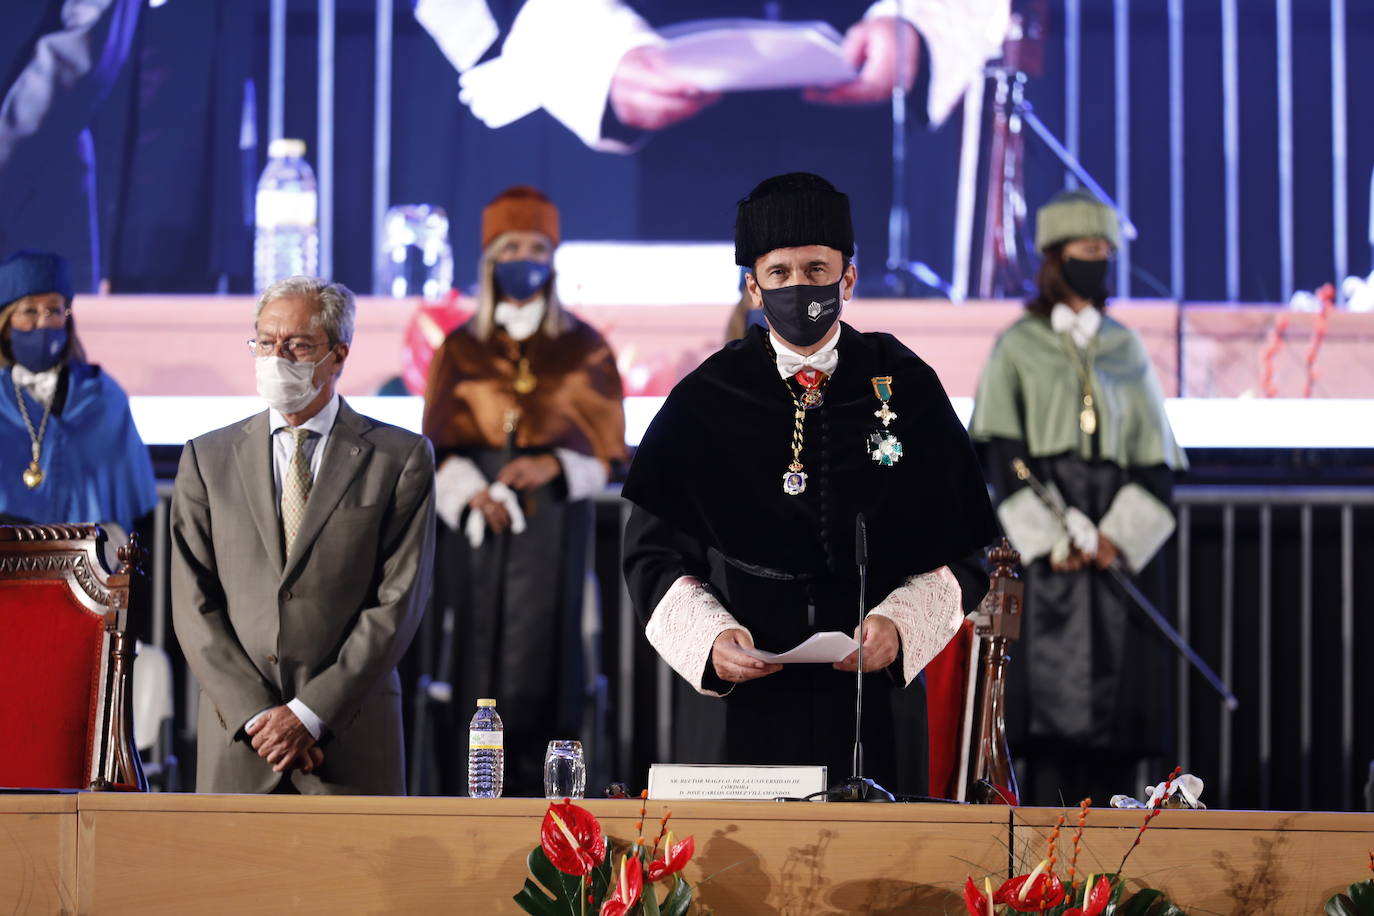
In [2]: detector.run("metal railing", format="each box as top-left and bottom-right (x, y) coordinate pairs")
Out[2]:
(143, 481), (1372, 809)
(1173, 485), (1372, 811)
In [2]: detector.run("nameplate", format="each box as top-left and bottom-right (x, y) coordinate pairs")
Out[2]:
(647, 764), (828, 801)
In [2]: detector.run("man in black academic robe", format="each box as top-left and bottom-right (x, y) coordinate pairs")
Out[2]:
(621, 173), (998, 794)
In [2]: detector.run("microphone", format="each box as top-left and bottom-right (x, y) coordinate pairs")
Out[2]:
(852, 514), (867, 779)
(823, 514), (893, 801)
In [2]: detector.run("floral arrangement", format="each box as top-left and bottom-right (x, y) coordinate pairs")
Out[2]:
(1322, 852), (1374, 916)
(963, 768), (1189, 916)
(514, 793), (701, 916)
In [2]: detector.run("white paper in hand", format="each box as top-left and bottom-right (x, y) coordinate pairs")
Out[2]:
(657, 19), (857, 93)
(739, 631), (859, 664)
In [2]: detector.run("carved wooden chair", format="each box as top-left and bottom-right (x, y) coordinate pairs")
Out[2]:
(0, 524), (146, 791)
(926, 539), (1023, 804)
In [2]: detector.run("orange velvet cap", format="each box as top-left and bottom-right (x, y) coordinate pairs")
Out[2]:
(481, 186), (560, 250)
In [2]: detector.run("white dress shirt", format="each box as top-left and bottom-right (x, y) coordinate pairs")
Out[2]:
(247, 393), (341, 741)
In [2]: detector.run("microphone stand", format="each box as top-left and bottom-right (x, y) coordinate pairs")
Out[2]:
(824, 514), (895, 802)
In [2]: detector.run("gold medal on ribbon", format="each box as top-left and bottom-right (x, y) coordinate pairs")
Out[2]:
(871, 376), (897, 427)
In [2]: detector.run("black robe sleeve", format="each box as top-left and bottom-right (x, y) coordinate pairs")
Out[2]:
(623, 503), (734, 693)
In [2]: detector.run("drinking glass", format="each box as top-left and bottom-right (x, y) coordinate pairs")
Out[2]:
(543, 740), (586, 799)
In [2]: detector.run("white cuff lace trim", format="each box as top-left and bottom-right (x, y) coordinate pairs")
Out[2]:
(996, 484), (1062, 563)
(458, 0), (660, 151)
(865, 0), (1011, 125)
(867, 566), (965, 686)
(645, 576), (745, 698)
(1098, 483), (1176, 573)
(555, 447), (609, 502)
(434, 455), (487, 530)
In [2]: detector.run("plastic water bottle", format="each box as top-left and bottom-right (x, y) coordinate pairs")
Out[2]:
(254, 138), (318, 291)
(468, 698), (504, 798)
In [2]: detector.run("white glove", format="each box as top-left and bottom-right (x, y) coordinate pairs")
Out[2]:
(1062, 507), (1099, 557)
(435, 456), (488, 530)
(464, 481), (528, 549)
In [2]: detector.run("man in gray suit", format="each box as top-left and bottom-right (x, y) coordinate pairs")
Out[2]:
(172, 276), (435, 794)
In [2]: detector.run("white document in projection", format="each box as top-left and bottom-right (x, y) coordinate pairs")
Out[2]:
(738, 631), (859, 664)
(657, 19), (858, 93)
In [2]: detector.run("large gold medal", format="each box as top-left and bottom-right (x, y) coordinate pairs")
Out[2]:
(1079, 393), (1097, 435)
(513, 357), (537, 394)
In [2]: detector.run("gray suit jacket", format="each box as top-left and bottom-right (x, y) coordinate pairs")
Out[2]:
(171, 399), (435, 794)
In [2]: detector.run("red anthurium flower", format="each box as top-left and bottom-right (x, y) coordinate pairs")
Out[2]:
(1063, 875), (1112, 916)
(540, 800), (607, 876)
(645, 833), (695, 882)
(964, 876), (995, 916)
(995, 871), (1066, 912)
(600, 854), (644, 916)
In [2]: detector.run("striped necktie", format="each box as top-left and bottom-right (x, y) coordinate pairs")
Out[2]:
(281, 427), (313, 556)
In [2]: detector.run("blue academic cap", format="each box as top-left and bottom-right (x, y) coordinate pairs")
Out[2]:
(0, 251), (74, 308)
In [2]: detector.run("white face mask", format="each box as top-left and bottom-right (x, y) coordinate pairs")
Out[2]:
(255, 354), (327, 414)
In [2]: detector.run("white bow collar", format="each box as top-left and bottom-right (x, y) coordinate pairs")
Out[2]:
(1050, 302), (1102, 349)
(10, 363), (60, 408)
(772, 330), (840, 379)
(494, 297), (546, 341)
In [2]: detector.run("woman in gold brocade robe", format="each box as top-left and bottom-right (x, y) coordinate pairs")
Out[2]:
(422, 187), (625, 795)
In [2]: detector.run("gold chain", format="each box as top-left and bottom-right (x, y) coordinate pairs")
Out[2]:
(12, 372), (52, 464)
(788, 391), (806, 472)
(1056, 333), (1099, 435)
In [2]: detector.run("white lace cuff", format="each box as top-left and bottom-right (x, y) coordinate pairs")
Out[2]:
(555, 447), (609, 502)
(1098, 483), (1176, 573)
(865, 0), (1011, 126)
(414, 0), (500, 73)
(458, 0), (660, 151)
(996, 484), (1063, 563)
(644, 576), (746, 698)
(867, 566), (965, 686)
(434, 455), (487, 530)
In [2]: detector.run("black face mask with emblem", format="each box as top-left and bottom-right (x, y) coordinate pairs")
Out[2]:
(757, 280), (842, 347)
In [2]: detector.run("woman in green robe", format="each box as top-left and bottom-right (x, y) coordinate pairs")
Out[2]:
(970, 190), (1187, 806)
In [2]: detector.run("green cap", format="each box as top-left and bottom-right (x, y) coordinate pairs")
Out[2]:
(1034, 189), (1121, 253)
(477, 698), (496, 707)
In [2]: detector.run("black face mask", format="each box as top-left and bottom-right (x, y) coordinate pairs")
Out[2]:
(1061, 257), (1111, 301)
(757, 280), (843, 347)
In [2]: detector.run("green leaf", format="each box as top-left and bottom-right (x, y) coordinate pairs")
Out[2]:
(661, 875), (694, 916)
(1348, 880), (1374, 915)
(513, 879), (565, 916)
(1115, 888), (1164, 916)
(643, 879), (663, 916)
(1325, 894), (1362, 916)
(1100, 875), (1129, 915)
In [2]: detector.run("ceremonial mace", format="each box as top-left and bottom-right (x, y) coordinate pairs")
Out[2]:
(1012, 458), (1239, 711)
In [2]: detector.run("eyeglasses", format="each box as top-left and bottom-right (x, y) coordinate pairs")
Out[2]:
(11, 305), (68, 325)
(246, 337), (332, 361)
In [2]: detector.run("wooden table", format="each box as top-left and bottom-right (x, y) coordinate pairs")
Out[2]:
(0, 793), (77, 914)
(5, 793), (1373, 914)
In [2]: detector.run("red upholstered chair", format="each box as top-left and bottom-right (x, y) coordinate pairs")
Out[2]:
(0, 524), (146, 791)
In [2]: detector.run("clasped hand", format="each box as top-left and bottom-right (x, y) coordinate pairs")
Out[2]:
(467, 455), (562, 534)
(246, 705), (323, 774)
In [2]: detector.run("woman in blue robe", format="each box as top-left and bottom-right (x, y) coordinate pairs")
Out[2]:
(0, 251), (157, 535)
